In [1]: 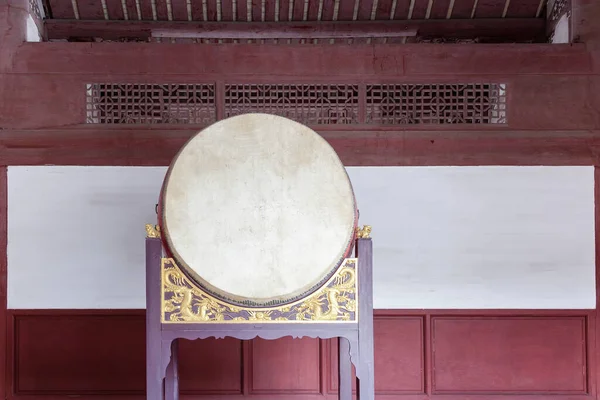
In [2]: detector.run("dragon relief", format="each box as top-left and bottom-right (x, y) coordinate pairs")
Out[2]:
(161, 258), (357, 323)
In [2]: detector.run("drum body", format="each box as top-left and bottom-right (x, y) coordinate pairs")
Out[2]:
(158, 113), (358, 308)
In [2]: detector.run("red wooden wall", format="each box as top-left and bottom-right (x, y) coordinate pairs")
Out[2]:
(7, 310), (594, 399)
(2, 1), (600, 398)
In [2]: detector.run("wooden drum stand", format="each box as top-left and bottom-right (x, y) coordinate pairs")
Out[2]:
(144, 224), (375, 400)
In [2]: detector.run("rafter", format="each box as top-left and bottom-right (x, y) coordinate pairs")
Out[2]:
(44, 18), (545, 41)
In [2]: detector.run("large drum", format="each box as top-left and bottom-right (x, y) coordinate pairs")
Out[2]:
(158, 113), (358, 308)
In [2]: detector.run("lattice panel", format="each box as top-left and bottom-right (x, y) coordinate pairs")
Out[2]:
(86, 83), (216, 124)
(365, 83), (507, 125)
(223, 84), (360, 125)
(550, 0), (570, 20)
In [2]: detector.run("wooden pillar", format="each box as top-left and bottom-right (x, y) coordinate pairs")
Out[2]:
(0, 0), (28, 72)
(572, 0), (600, 48)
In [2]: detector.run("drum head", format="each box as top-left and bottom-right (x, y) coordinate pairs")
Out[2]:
(159, 113), (357, 308)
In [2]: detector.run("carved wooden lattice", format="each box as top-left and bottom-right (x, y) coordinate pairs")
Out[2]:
(86, 83), (216, 124)
(365, 83), (507, 125)
(85, 82), (507, 125)
(550, 0), (570, 20)
(223, 84), (360, 125)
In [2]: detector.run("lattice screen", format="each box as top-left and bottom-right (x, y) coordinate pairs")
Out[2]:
(223, 84), (360, 125)
(86, 83), (216, 124)
(365, 83), (507, 124)
(86, 82), (507, 125)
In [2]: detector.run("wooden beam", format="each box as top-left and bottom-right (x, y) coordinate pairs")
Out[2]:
(11, 42), (591, 76)
(1, 128), (599, 166)
(43, 18), (546, 42)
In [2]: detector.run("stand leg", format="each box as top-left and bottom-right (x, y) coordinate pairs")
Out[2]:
(146, 339), (163, 400)
(356, 237), (375, 400)
(146, 237), (164, 400)
(165, 340), (179, 400)
(338, 337), (352, 400)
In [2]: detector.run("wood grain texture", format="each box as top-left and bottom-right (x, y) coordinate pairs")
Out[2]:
(250, 337), (321, 394)
(2, 129), (600, 166)
(6, 310), (594, 399)
(177, 338), (243, 394)
(10, 43), (592, 76)
(329, 316), (424, 394)
(431, 317), (588, 394)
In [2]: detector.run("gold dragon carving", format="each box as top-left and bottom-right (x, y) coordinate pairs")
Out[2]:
(355, 225), (372, 239)
(145, 224), (161, 238)
(161, 258), (358, 323)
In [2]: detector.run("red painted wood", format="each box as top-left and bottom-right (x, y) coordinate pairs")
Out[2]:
(474, 0), (505, 17)
(250, 337), (321, 393)
(76, 0), (105, 19)
(329, 316), (424, 394)
(5, 310), (594, 399)
(431, 317), (588, 393)
(9, 42), (593, 77)
(0, 75), (85, 129)
(510, 76), (600, 130)
(43, 18), (547, 41)
(408, 0), (429, 19)
(1, 128), (599, 166)
(105, 0), (125, 20)
(392, 0), (412, 19)
(178, 338), (243, 394)
(504, 0), (544, 18)
(0, 167), (7, 400)
(11, 313), (146, 394)
(449, 0), (476, 18)
(402, 45), (591, 75)
(143, 21), (419, 39)
(429, 0), (452, 19)
(46, 0), (76, 18)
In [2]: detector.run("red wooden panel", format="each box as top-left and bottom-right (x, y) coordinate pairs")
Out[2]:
(76, 0), (105, 19)
(250, 337), (321, 393)
(505, 0), (543, 17)
(473, 0), (504, 17)
(510, 75), (600, 130)
(329, 316), (424, 394)
(105, 0), (125, 20)
(47, 0), (76, 18)
(0, 75), (84, 129)
(403, 45), (591, 75)
(178, 338), (243, 394)
(1, 129), (598, 166)
(12, 314), (145, 394)
(12, 42), (590, 76)
(432, 317), (587, 393)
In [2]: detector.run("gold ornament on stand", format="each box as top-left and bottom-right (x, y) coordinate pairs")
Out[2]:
(355, 225), (372, 239)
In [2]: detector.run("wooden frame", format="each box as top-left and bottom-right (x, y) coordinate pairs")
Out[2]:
(144, 235), (375, 400)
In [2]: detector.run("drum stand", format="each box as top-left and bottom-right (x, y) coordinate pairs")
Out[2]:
(144, 224), (375, 400)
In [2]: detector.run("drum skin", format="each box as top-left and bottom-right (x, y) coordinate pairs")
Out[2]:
(158, 113), (358, 308)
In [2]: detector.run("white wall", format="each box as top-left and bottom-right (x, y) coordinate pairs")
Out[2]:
(7, 165), (596, 309)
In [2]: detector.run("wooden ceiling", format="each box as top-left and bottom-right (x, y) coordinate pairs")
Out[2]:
(41, 0), (553, 43)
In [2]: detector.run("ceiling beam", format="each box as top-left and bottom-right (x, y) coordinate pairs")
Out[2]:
(43, 18), (546, 42)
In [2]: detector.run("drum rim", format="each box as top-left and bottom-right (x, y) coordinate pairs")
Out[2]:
(158, 113), (358, 308)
